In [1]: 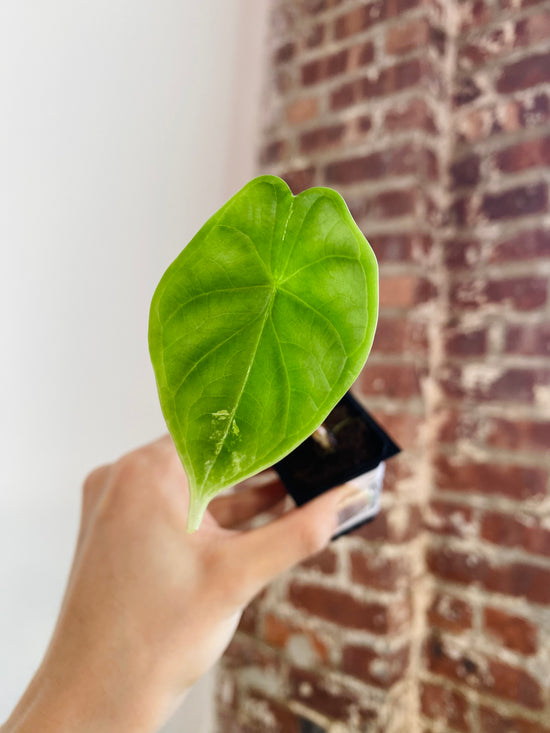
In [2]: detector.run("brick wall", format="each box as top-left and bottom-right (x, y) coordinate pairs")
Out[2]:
(215, 0), (550, 731)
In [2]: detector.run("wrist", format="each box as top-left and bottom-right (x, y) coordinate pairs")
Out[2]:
(3, 660), (177, 733)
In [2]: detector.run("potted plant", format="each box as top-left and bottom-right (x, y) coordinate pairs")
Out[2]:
(148, 175), (396, 534)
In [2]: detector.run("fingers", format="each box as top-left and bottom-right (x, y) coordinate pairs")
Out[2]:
(209, 477), (288, 528)
(226, 483), (363, 605)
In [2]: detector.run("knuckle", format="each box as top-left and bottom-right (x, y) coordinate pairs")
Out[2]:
(83, 464), (110, 496)
(111, 452), (150, 488)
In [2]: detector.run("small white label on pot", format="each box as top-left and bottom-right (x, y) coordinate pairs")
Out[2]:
(334, 462), (385, 536)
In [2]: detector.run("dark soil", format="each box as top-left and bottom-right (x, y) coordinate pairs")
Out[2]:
(274, 393), (398, 505)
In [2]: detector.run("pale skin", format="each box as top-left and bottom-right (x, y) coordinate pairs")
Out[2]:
(2, 434), (363, 733)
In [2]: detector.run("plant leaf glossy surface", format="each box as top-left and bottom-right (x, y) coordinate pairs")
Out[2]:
(149, 175), (378, 531)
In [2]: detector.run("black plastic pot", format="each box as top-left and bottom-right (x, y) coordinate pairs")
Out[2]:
(274, 392), (400, 538)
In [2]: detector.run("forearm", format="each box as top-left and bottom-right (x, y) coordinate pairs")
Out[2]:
(1, 662), (173, 733)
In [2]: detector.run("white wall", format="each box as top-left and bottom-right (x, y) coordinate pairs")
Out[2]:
(0, 1), (269, 729)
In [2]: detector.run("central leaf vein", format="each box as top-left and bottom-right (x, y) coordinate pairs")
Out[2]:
(197, 286), (277, 491)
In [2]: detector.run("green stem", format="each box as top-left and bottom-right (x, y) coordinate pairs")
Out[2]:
(186, 492), (208, 533)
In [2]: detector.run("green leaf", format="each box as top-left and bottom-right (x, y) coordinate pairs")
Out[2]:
(149, 175), (378, 531)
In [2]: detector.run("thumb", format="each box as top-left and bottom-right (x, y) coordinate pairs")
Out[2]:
(229, 482), (369, 604)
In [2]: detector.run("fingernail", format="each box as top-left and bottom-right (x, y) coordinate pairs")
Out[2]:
(335, 483), (371, 529)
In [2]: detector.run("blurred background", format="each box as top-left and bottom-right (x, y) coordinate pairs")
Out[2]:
(2, 1), (550, 732)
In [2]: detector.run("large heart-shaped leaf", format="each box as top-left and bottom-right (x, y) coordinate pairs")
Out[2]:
(149, 175), (378, 531)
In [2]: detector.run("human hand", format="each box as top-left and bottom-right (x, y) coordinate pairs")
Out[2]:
(3, 435), (365, 733)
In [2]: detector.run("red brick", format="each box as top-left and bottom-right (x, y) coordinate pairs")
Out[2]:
(300, 546), (338, 574)
(350, 550), (411, 591)
(304, 22), (325, 48)
(485, 276), (548, 311)
(435, 454), (547, 500)
(302, 0), (328, 13)
(379, 275), (420, 307)
(223, 633), (281, 670)
(497, 51), (550, 92)
(274, 41), (295, 64)
(374, 316), (428, 354)
(428, 546), (550, 604)
(367, 188), (418, 218)
(444, 328), (487, 356)
(369, 410), (423, 449)
(289, 667), (376, 723)
(237, 602), (258, 634)
(491, 228), (550, 262)
(262, 613), (329, 662)
(451, 154), (480, 187)
(459, 0), (493, 31)
(334, 2), (385, 39)
(484, 417), (550, 453)
(259, 139), (289, 165)
(460, 28), (509, 67)
(427, 545), (489, 586)
(426, 634), (544, 708)
(342, 643), (410, 688)
(370, 233), (414, 262)
(448, 276), (548, 311)
(435, 408), (466, 444)
(479, 706), (550, 733)
(517, 9), (550, 46)
(386, 17), (430, 55)
(286, 97), (318, 124)
(457, 107), (491, 144)
(347, 40), (375, 70)
(428, 591), (473, 632)
(484, 368), (549, 402)
(497, 135), (550, 173)
(382, 454), (415, 492)
(330, 79), (361, 110)
(301, 49), (349, 85)
(281, 167), (316, 194)
(299, 123), (345, 153)
(502, 0), (550, 8)
(481, 183), (548, 220)
(485, 562), (550, 605)
(363, 58), (435, 98)
(386, 0), (432, 14)
(424, 500), (475, 538)
(359, 362), (422, 399)
(420, 682), (470, 732)
(325, 143), (419, 184)
(454, 76), (482, 106)
(384, 98), (438, 133)
(353, 503), (422, 543)
(357, 113), (372, 133)
(443, 239), (481, 269)
(460, 12), (550, 65)
(288, 582), (411, 633)
(505, 323), (550, 356)
(487, 658), (544, 709)
(481, 512), (550, 557)
(439, 365), (550, 405)
(483, 607), (537, 654)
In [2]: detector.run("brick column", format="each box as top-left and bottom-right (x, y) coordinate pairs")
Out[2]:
(215, 1), (550, 731)
(423, 0), (550, 730)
